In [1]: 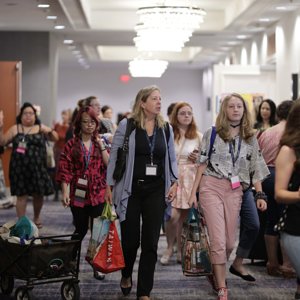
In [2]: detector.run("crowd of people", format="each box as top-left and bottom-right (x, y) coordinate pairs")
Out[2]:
(0, 88), (299, 300)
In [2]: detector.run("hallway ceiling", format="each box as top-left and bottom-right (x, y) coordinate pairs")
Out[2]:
(1, 0), (300, 70)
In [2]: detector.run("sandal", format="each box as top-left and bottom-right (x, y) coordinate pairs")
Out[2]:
(279, 266), (297, 278)
(266, 263), (282, 277)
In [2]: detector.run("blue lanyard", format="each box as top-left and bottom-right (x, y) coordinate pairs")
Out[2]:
(81, 141), (92, 171)
(145, 127), (157, 165)
(229, 137), (242, 167)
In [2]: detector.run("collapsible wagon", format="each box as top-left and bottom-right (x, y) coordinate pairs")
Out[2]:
(0, 234), (81, 300)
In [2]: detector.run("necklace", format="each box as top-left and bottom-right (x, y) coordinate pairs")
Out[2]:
(230, 123), (241, 128)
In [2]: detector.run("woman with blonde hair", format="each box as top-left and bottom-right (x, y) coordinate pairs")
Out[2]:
(189, 93), (269, 300)
(160, 101), (202, 265)
(105, 85), (178, 300)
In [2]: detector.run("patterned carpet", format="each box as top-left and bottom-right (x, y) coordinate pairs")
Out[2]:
(0, 198), (296, 300)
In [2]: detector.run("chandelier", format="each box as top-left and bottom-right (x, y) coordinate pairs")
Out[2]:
(129, 59), (169, 77)
(134, 5), (206, 52)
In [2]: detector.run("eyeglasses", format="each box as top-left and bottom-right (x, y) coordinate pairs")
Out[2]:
(23, 112), (34, 116)
(81, 120), (96, 125)
(178, 111), (193, 116)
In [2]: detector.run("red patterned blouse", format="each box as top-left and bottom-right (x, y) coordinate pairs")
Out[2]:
(56, 137), (107, 206)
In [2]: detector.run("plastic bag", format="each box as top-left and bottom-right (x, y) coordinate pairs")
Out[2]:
(181, 208), (212, 277)
(85, 203), (114, 265)
(92, 220), (125, 274)
(10, 216), (39, 240)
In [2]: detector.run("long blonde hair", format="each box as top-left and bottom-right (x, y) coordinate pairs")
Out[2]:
(131, 85), (165, 129)
(216, 93), (255, 142)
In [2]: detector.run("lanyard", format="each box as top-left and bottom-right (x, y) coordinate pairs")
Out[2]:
(81, 140), (92, 171)
(21, 125), (34, 141)
(145, 127), (157, 165)
(229, 137), (242, 167)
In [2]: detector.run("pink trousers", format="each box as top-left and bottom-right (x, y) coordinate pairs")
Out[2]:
(199, 175), (243, 264)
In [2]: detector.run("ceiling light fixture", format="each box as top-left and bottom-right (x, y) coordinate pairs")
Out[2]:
(64, 39), (74, 44)
(129, 59), (168, 78)
(134, 5), (206, 52)
(259, 18), (270, 22)
(47, 16), (57, 20)
(276, 6), (287, 10)
(54, 25), (65, 30)
(38, 4), (50, 8)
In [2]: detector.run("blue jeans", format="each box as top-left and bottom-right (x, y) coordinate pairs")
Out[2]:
(281, 232), (300, 279)
(236, 189), (260, 258)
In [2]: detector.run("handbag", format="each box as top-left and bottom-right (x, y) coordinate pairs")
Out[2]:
(112, 118), (135, 182)
(181, 207), (212, 277)
(92, 219), (125, 274)
(85, 203), (112, 265)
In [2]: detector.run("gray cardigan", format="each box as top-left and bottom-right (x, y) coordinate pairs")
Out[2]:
(106, 118), (178, 222)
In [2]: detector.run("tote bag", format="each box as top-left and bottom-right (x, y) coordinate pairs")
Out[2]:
(181, 208), (212, 277)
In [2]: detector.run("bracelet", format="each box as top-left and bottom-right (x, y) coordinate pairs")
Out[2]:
(255, 191), (268, 202)
(101, 147), (106, 152)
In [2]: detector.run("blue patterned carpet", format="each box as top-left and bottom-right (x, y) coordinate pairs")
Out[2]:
(0, 198), (296, 299)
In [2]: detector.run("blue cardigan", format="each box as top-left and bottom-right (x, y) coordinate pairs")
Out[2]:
(106, 118), (178, 222)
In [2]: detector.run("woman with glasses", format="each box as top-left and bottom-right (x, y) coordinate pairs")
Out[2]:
(160, 102), (202, 265)
(56, 106), (109, 279)
(0, 102), (58, 228)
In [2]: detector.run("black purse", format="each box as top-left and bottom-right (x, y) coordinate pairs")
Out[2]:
(113, 118), (135, 182)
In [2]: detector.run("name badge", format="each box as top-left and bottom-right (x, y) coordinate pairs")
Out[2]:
(230, 175), (241, 190)
(74, 189), (86, 208)
(77, 177), (88, 187)
(16, 142), (27, 154)
(145, 164), (158, 176)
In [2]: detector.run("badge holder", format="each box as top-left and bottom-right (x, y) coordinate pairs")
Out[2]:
(74, 176), (88, 207)
(16, 141), (27, 154)
(230, 175), (241, 190)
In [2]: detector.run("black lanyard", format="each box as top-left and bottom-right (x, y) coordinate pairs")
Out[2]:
(80, 140), (92, 172)
(229, 137), (241, 167)
(21, 125), (34, 142)
(145, 127), (157, 165)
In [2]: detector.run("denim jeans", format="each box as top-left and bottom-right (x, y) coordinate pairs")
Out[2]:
(236, 189), (260, 258)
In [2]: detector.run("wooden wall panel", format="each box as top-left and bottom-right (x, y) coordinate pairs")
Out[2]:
(0, 61), (21, 187)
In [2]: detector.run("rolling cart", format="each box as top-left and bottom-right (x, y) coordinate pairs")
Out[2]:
(0, 234), (81, 300)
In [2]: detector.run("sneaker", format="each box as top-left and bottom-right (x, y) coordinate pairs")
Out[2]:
(217, 287), (228, 300)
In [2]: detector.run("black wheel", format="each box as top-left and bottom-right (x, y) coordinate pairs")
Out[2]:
(0, 274), (14, 295)
(61, 281), (80, 300)
(14, 286), (32, 300)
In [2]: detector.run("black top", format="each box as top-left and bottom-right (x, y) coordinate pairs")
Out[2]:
(284, 153), (300, 236)
(133, 127), (166, 180)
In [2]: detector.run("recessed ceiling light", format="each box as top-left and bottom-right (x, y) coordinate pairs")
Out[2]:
(54, 25), (65, 30)
(64, 39), (74, 44)
(276, 6), (287, 10)
(47, 16), (57, 20)
(38, 4), (50, 8)
(237, 35), (247, 39)
(259, 18), (270, 22)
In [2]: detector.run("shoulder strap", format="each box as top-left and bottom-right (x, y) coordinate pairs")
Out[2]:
(122, 118), (135, 151)
(208, 126), (216, 160)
